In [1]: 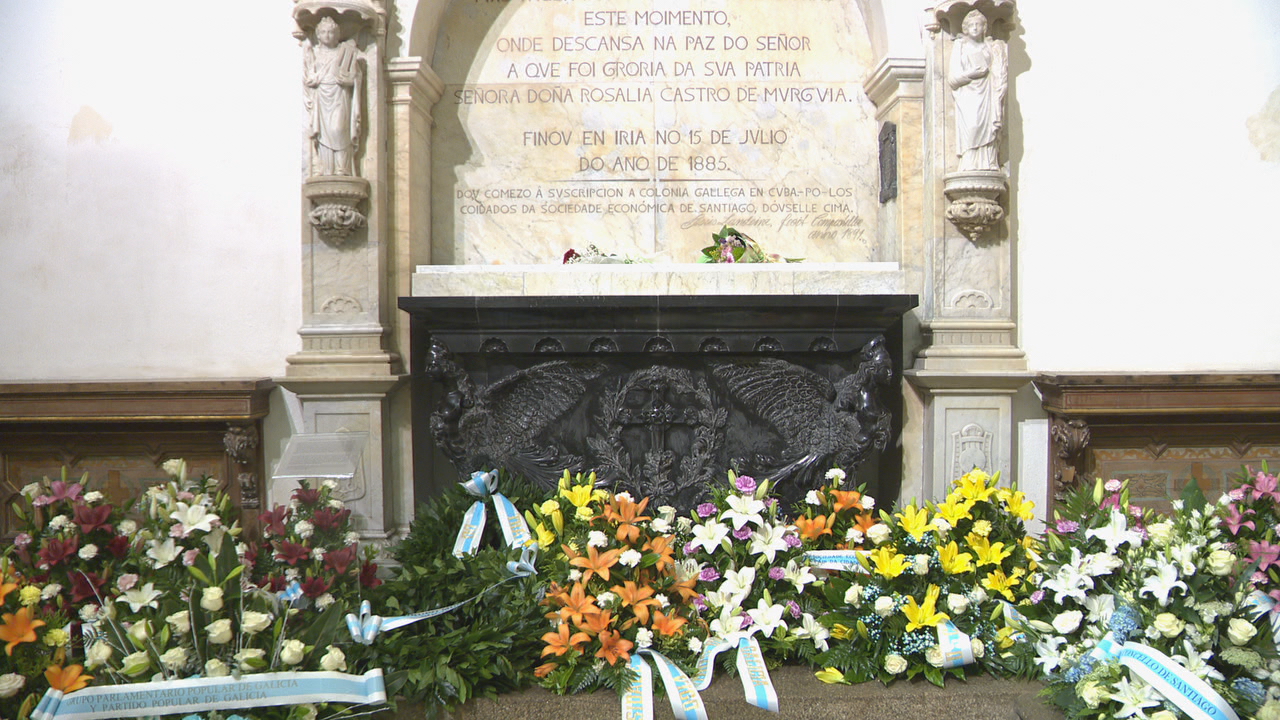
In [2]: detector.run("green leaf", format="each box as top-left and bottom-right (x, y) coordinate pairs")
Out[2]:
(187, 565), (212, 584)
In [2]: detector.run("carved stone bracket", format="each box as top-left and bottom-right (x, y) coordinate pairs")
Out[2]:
(304, 176), (370, 245)
(944, 170), (1006, 242)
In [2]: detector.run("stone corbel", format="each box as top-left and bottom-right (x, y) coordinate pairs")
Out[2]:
(1048, 415), (1091, 503)
(304, 176), (370, 245)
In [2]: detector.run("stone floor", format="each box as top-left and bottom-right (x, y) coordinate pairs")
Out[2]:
(392, 667), (1064, 720)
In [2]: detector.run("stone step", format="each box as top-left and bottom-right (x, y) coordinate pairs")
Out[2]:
(393, 668), (1063, 720)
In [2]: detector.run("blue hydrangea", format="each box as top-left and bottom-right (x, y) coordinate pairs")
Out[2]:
(1234, 677), (1266, 704)
(1109, 605), (1141, 640)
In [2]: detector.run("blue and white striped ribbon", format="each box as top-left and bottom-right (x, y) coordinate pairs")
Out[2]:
(937, 620), (975, 669)
(622, 654), (654, 720)
(621, 651), (708, 720)
(453, 471), (533, 556)
(734, 637), (779, 712)
(689, 637), (733, 691)
(803, 550), (869, 573)
(31, 670), (386, 720)
(1245, 591), (1280, 646)
(1088, 632), (1238, 720)
(346, 547), (537, 644)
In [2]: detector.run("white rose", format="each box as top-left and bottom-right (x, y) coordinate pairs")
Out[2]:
(235, 648), (266, 671)
(913, 554), (931, 575)
(205, 658), (231, 677)
(651, 518), (672, 533)
(241, 611), (273, 635)
(924, 645), (944, 667)
(845, 527), (864, 544)
(688, 636), (703, 654)
(1207, 549), (1236, 576)
(1052, 610), (1083, 635)
(85, 641), (113, 669)
(207, 618), (233, 644)
(121, 650), (151, 676)
(968, 587), (988, 606)
(0, 673), (25, 699)
(861, 495), (875, 510)
(1079, 681), (1106, 709)
(201, 586), (224, 612)
(160, 647), (188, 671)
(1228, 618), (1259, 646)
(866, 524), (892, 545)
(281, 639), (307, 665)
(946, 593), (970, 616)
(127, 620), (151, 645)
(1147, 522), (1173, 545)
(1150, 712), (1177, 720)
(1153, 612), (1184, 638)
(931, 517), (952, 535)
(970, 638), (985, 659)
(166, 610), (191, 635)
(844, 584), (863, 607)
(883, 654), (908, 674)
(320, 646), (347, 672)
(78, 544), (98, 561)
(874, 596), (895, 617)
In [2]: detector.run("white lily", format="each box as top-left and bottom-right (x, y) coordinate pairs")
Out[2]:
(1109, 676), (1160, 718)
(1171, 639), (1225, 682)
(792, 612), (829, 651)
(169, 502), (218, 537)
(746, 598), (787, 638)
(1085, 509), (1143, 554)
(1042, 549), (1094, 604)
(1032, 635), (1067, 674)
(709, 607), (748, 643)
(1080, 551), (1123, 577)
(1083, 593), (1116, 627)
(749, 524), (790, 563)
(118, 583), (162, 613)
(720, 566), (756, 602)
(722, 494), (765, 530)
(783, 559), (817, 593)
(690, 521), (731, 554)
(146, 538), (180, 569)
(1138, 561), (1187, 607)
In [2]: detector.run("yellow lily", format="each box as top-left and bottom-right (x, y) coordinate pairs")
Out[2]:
(937, 541), (975, 574)
(1003, 491), (1036, 521)
(533, 521), (556, 548)
(982, 567), (1025, 601)
(830, 623), (854, 640)
(968, 534), (1013, 567)
(895, 504), (932, 542)
(560, 482), (595, 508)
(934, 495), (975, 526)
(815, 667), (846, 684)
(863, 546), (911, 579)
(901, 585), (949, 632)
(954, 470), (997, 502)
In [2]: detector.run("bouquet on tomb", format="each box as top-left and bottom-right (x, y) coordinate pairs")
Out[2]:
(249, 478), (383, 609)
(699, 226), (800, 263)
(811, 469), (1040, 686)
(1024, 476), (1278, 720)
(532, 471), (703, 694)
(1217, 464), (1280, 609)
(792, 466), (883, 553)
(675, 471), (829, 664)
(0, 555), (86, 720)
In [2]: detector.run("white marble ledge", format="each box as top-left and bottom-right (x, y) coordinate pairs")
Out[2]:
(410, 263), (908, 297)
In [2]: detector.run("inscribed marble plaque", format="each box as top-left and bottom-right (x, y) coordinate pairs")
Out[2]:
(430, 0), (881, 265)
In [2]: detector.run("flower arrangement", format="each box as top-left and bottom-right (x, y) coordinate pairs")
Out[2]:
(0, 555), (85, 719)
(793, 467), (882, 552)
(1219, 464), (1280, 606)
(812, 469), (1039, 686)
(699, 226), (799, 263)
(676, 471), (828, 663)
(1025, 477), (1278, 720)
(533, 471), (702, 694)
(251, 478), (382, 609)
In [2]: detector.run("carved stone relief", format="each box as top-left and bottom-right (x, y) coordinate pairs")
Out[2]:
(320, 295), (363, 314)
(1049, 416), (1091, 502)
(951, 422), (993, 478)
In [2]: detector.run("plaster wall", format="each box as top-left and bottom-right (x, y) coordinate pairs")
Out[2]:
(1013, 1), (1280, 372)
(0, 2), (302, 380)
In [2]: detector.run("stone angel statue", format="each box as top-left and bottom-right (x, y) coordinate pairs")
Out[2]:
(948, 9), (1008, 172)
(304, 16), (364, 177)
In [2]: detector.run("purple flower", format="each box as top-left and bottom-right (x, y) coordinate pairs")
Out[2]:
(739, 614), (754, 629)
(684, 541), (698, 555)
(700, 567), (722, 582)
(783, 534), (802, 548)
(1104, 479), (1123, 492)
(696, 503), (718, 518)
(735, 475), (757, 493)
(768, 567), (785, 581)
(1053, 519), (1079, 534)
(1030, 589), (1045, 604)
(14, 533), (31, 548)
(733, 526), (753, 541)
(787, 600), (802, 619)
(693, 595), (708, 612)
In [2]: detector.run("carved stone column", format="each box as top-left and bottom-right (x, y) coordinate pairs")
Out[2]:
(282, 0), (405, 549)
(907, 0), (1029, 502)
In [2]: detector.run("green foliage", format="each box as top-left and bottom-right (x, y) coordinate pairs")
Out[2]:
(363, 473), (549, 718)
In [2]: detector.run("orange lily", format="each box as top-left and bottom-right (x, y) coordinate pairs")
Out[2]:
(576, 609), (614, 636)
(0, 579), (18, 606)
(668, 577), (699, 604)
(45, 664), (92, 693)
(541, 623), (591, 657)
(567, 545), (621, 584)
(596, 629), (634, 666)
(554, 583), (602, 626)
(831, 489), (863, 515)
(604, 495), (652, 543)
(853, 511), (879, 536)
(642, 535), (676, 573)
(0, 607), (46, 655)
(611, 580), (660, 626)
(651, 610), (687, 637)
(795, 514), (835, 541)
(534, 661), (558, 678)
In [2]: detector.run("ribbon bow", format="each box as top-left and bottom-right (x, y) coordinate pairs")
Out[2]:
(453, 470), (533, 556)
